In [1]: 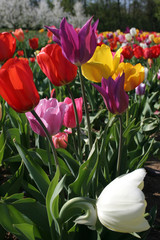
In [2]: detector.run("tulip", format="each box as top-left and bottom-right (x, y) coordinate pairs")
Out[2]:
(29, 37), (39, 50)
(92, 73), (129, 114)
(121, 45), (133, 60)
(37, 44), (77, 86)
(112, 62), (146, 91)
(17, 50), (24, 56)
(52, 132), (68, 149)
(133, 46), (144, 59)
(0, 58), (40, 113)
(157, 69), (160, 80)
(62, 97), (83, 128)
(135, 83), (146, 95)
(25, 98), (67, 137)
(96, 168), (150, 233)
(125, 33), (132, 42)
(12, 28), (24, 42)
(0, 103), (2, 121)
(130, 27), (137, 37)
(0, 32), (16, 62)
(81, 44), (122, 83)
(46, 17), (99, 66)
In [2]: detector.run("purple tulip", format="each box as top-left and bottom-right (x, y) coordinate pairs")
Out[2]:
(135, 83), (146, 95)
(25, 98), (68, 136)
(92, 73), (129, 114)
(45, 17), (99, 66)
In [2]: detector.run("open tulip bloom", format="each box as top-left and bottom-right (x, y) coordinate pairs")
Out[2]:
(45, 17), (99, 66)
(92, 73), (129, 114)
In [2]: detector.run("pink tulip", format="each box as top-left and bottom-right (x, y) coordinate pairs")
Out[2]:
(26, 98), (68, 136)
(52, 132), (68, 149)
(62, 97), (83, 128)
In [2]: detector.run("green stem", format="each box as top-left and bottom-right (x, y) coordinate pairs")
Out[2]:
(31, 110), (59, 178)
(126, 108), (129, 127)
(116, 115), (123, 177)
(78, 66), (92, 150)
(66, 84), (82, 159)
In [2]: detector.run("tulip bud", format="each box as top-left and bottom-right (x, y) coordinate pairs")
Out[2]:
(52, 132), (68, 149)
(135, 83), (146, 95)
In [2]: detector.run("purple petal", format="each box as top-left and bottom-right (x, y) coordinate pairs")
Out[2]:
(60, 18), (79, 64)
(78, 17), (98, 64)
(114, 73), (129, 114)
(45, 26), (61, 45)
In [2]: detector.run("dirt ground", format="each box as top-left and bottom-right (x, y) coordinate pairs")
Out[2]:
(144, 159), (160, 240)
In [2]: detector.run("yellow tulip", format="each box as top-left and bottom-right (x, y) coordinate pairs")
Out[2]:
(112, 62), (145, 91)
(81, 44), (122, 83)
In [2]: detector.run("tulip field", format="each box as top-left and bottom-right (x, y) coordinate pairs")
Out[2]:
(0, 18), (160, 240)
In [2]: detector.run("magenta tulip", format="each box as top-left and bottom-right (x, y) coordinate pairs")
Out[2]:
(62, 97), (83, 128)
(46, 17), (99, 66)
(92, 73), (129, 114)
(26, 98), (68, 136)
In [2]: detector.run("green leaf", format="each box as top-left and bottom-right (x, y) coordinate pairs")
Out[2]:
(14, 223), (41, 240)
(0, 130), (6, 166)
(7, 128), (21, 145)
(46, 167), (66, 240)
(14, 141), (50, 198)
(69, 140), (99, 196)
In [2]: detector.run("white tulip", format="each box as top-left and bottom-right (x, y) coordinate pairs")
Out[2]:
(125, 33), (132, 41)
(96, 169), (150, 233)
(130, 27), (137, 36)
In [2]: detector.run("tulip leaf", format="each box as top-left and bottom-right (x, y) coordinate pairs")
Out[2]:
(14, 141), (50, 198)
(0, 130), (6, 165)
(7, 128), (21, 145)
(69, 140), (99, 196)
(12, 198), (50, 240)
(46, 167), (66, 239)
(13, 223), (41, 240)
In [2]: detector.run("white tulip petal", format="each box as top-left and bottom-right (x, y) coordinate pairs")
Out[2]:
(96, 169), (150, 233)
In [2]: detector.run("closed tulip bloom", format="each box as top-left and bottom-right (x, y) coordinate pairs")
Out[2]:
(96, 169), (150, 233)
(26, 98), (67, 137)
(37, 44), (77, 86)
(92, 73), (129, 114)
(112, 62), (146, 91)
(29, 37), (39, 50)
(46, 17), (99, 66)
(130, 27), (137, 37)
(12, 28), (24, 42)
(0, 58), (40, 113)
(0, 32), (16, 62)
(157, 69), (160, 80)
(52, 132), (68, 149)
(62, 97), (83, 128)
(135, 83), (146, 95)
(81, 44), (122, 83)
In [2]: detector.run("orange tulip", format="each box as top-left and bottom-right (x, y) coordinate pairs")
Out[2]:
(0, 58), (40, 113)
(0, 32), (16, 62)
(37, 44), (78, 86)
(12, 28), (24, 42)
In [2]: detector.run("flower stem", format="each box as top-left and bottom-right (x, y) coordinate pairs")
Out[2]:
(31, 110), (59, 178)
(66, 84), (82, 160)
(116, 115), (123, 177)
(78, 66), (92, 150)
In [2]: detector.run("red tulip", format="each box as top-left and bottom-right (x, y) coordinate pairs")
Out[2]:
(37, 44), (78, 86)
(133, 46), (144, 59)
(29, 37), (39, 50)
(0, 58), (40, 113)
(121, 45), (133, 60)
(0, 32), (16, 62)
